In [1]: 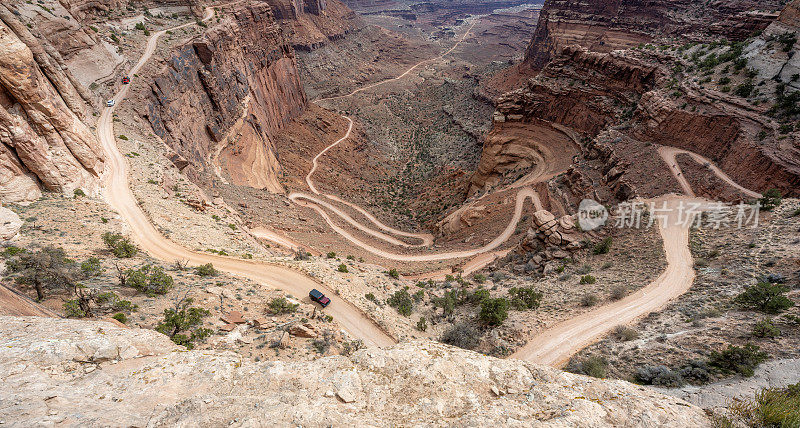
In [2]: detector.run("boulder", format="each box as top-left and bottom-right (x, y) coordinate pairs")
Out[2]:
(533, 210), (556, 227)
(0, 205), (22, 241)
(289, 323), (317, 338)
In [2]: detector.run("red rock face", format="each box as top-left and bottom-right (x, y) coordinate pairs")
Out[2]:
(0, 4), (104, 203)
(525, 0), (784, 70)
(146, 1), (308, 193)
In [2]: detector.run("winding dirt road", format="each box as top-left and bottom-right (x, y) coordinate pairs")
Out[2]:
(511, 146), (762, 366)
(96, 4), (393, 347)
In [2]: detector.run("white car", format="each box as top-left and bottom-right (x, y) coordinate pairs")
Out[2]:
(106, 99), (115, 107)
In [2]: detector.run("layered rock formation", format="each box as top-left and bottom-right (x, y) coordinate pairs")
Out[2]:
(0, 3), (105, 204)
(525, 0), (784, 70)
(146, 1), (308, 193)
(0, 316), (710, 426)
(0, 205), (22, 241)
(267, 0), (363, 51)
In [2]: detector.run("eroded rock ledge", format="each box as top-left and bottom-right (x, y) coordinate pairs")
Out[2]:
(0, 316), (709, 426)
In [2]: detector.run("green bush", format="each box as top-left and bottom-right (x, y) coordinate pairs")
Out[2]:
(387, 287), (413, 316)
(568, 356), (608, 378)
(365, 292), (376, 302)
(610, 285), (628, 300)
(267, 297), (299, 315)
(635, 365), (684, 387)
(579, 275), (596, 285)
(479, 297), (509, 326)
(0, 246), (25, 258)
(194, 263), (218, 277)
(73, 188), (86, 197)
(416, 316), (427, 332)
(759, 189), (782, 211)
(508, 286), (542, 310)
(112, 312), (128, 324)
(134, 22), (145, 31)
(63, 299), (85, 318)
(432, 290), (460, 316)
(337, 263), (348, 273)
(593, 237), (613, 255)
(5, 246), (76, 300)
(326, 251), (336, 259)
(80, 257), (104, 278)
(473, 273), (486, 284)
(735, 282), (794, 314)
(752, 318), (780, 338)
(708, 343), (768, 377)
(126, 265), (174, 296)
(102, 232), (138, 258)
(387, 268), (399, 279)
(155, 298), (211, 349)
(466, 288), (490, 305)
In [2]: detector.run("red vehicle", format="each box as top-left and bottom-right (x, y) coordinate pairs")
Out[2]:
(309, 289), (331, 308)
(122, 76), (130, 84)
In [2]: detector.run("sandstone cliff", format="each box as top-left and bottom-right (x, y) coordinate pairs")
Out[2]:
(266, 0), (364, 51)
(0, 316), (710, 426)
(525, 0), (784, 70)
(145, 1), (308, 193)
(0, 3), (105, 204)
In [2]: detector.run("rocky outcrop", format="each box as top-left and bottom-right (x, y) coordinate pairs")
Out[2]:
(525, 0), (784, 70)
(0, 316), (710, 426)
(146, 1), (307, 193)
(0, 4), (104, 204)
(0, 205), (22, 241)
(267, 0), (363, 51)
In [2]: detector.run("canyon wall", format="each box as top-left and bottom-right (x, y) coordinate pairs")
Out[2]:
(267, 0), (364, 51)
(146, 1), (308, 193)
(0, 3), (105, 204)
(524, 0), (783, 70)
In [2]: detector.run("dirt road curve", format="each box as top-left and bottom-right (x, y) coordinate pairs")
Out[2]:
(96, 4), (393, 347)
(512, 148), (762, 366)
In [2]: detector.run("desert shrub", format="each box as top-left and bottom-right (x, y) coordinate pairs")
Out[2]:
(63, 299), (85, 318)
(432, 290), (461, 316)
(678, 359), (712, 384)
(708, 343), (769, 377)
(579, 275), (596, 285)
(267, 297), (299, 315)
(194, 263), (218, 277)
(752, 318), (780, 338)
(466, 287), (490, 305)
(102, 232), (138, 258)
(73, 188), (86, 197)
(134, 22), (145, 30)
(126, 265), (174, 296)
(387, 268), (400, 279)
(479, 297), (509, 326)
(311, 331), (334, 354)
(387, 287), (413, 316)
(593, 237), (613, 255)
(610, 285), (628, 300)
(508, 286), (542, 310)
(80, 257), (104, 278)
(715, 383), (800, 428)
(759, 189), (783, 211)
(112, 312), (128, 324)
(735, 282), (794, 314)
(416, 316), (427, 332)
(294, 250), (310, 261)
(341, 339), (364, 356)
(326, 251), (336, 259)
(337, 263), (348, 273)
(155, 298), (211, 349)
(440, 323), (480, 350)
(4, 246), (77, 300)
(568, 356), (608, 378)
(734, 81), (754, 97)
(612, 325), (639, 341)
(792, 207), (800, 217)
(413, 289), (425, 302)
(0, 246), (25, 258)
(473, 273), (486, 284)
(581, 293), (600, 307)
(365, 292), (376, 302)
(635, 365), (685, 387)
